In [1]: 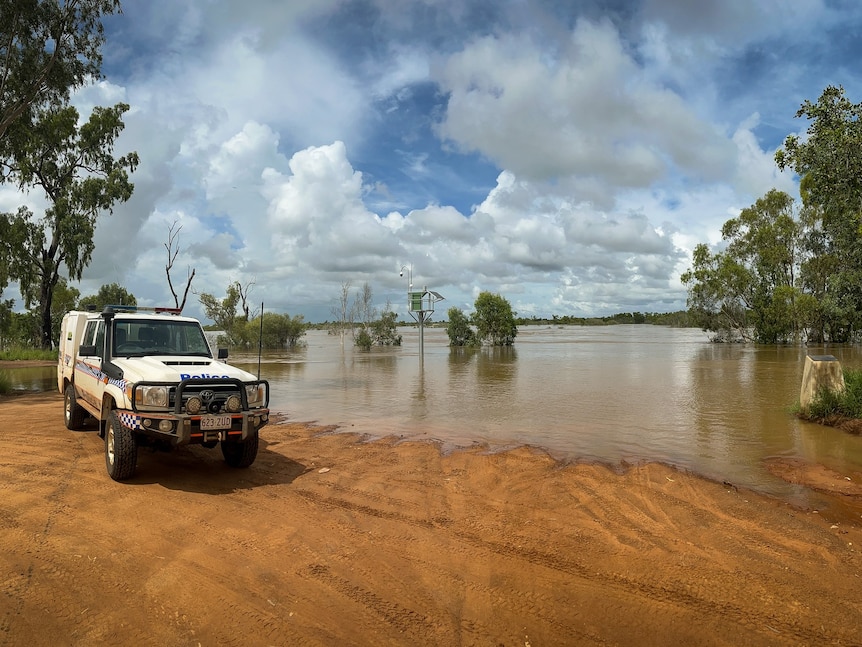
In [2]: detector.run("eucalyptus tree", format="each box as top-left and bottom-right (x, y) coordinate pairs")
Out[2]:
(775, 85), (862, 339)
(0, 102), (138, 347)
(0, 0), (122, 145)
(682, 190), (816, 343)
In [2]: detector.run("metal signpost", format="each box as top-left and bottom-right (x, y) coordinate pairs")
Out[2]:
(400, 265), (444, 362)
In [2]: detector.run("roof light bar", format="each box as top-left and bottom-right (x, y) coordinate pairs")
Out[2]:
(104, 305), (183, 315)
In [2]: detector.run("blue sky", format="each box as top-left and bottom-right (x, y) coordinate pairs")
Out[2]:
(3, 0), (862, 324)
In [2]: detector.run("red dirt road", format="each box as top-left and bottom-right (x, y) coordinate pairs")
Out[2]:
(2, 392), (862, 646)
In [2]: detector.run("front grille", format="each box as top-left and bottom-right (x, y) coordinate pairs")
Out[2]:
(131, 378), (269, 414)
(170, 382), (242, 414)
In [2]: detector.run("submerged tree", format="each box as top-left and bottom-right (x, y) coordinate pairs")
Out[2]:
(370, 301), (401, 346)
(247, 312), (306, 349)
(682, 189), (808, 343)
(446, 306), (477, 347)
(329, 280), (353, 344)
(472, 292), (518, 346)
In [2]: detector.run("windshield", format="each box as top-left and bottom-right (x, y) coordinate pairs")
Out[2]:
(112, 319), (212, 357)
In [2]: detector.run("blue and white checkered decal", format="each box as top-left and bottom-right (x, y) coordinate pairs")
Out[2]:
(118, 412), (142, 430)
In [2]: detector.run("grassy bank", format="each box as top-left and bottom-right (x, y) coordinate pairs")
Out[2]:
(0, 349), (57, 395)
(0, 348), (58, 362)
(799, 368), (862, 433)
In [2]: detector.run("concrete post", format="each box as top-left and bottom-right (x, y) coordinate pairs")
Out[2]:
(799, 354), (845, 411)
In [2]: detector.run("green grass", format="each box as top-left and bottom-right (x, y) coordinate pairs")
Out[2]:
(802, 368), (862, 423)
(0, 371), (10, 395)
(0, 347), (58, 361)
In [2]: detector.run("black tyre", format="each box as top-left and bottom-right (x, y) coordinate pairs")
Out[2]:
(63, 384), (87, 430)
(105, 410), (138, 481)
(221, 432), (259, 468)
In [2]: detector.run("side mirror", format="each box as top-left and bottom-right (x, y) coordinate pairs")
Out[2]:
(217, 348), (229, 360)
(78, 344), (97, 356)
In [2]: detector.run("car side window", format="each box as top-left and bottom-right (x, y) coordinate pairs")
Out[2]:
(94, 321), (105, 355)
(82, 321), (104, 357)
(83, 322), (97, 346)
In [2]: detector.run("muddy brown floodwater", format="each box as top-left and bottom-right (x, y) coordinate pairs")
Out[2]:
(2, 391), (862, 646)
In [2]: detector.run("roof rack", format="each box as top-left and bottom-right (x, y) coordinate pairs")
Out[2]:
(104, 305), (183, 315)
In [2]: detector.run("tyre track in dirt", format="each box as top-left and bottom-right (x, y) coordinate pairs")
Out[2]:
(285, 464), (849, 646)
(209, 456), (854, 647)
(3, 393), (862, 646)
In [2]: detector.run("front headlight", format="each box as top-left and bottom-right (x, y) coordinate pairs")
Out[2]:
(136, 385), (169, 408)
(246, 383), (263, 406)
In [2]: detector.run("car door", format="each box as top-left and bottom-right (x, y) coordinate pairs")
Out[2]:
(75, 319), (105, 412)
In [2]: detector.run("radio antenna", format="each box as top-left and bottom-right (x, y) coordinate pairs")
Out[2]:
(257, 301), (264, 380)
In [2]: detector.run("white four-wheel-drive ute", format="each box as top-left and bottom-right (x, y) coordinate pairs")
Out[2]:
(58, 305), (270, 481)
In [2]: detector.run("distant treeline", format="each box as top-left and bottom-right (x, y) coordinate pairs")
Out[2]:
(308, 310), (695, 329)
(513, 311), (696, 327)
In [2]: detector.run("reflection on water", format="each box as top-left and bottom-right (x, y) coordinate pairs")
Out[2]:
(234, 326), (862, 501)
(9, 326), (862, 502)
(2, 365), (56, 392)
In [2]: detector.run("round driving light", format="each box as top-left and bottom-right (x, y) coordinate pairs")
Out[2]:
(158, 420), (173, 432)
(225, 395), (242, 412)
(186, 396), (202, 414)
(142, 418), (152, 428)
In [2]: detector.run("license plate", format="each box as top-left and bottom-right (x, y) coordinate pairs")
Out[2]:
(200, 415), (232, 430)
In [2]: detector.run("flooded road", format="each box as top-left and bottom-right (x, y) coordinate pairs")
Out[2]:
(10, 325), (862, 501)
(239, 325), (862, 501)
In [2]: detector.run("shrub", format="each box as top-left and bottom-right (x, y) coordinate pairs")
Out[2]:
(446, 307), (477, 347)
(805, 368), (862, 420)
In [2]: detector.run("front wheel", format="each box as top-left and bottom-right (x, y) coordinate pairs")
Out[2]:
(105, 410), (138, 481)
(64, 384), (87, 430)
(221, 432), (259, 468)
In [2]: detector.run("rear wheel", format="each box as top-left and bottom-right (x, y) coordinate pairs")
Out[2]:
(105, 410), (138, 481)
(64, 384), (87, 430)
(221, 432), (259, 468)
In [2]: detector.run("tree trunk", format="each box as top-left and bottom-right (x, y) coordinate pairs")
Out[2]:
(39, 278), (53, 349)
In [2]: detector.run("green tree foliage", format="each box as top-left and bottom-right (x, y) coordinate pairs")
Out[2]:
(684, 85), (862, 344)
(200, 284), (242, 335)
(0, 102), (137, 347)
(775, 85), (862, 226)
(199, 279), (256, 347)
(472, 292), (518, 346)
(370, 303), (402, 347)
(684, 190), (805, 343)
(775, 85), (862, 341)
(77, 282), (135, 310)
(51, 277), (78, 338)
(229, 312), (306, 350)
(0, 303), (39, 347)
(446, 306), (477, 346)
(682, 190), (806, 343)
(0, 0), (122, 146)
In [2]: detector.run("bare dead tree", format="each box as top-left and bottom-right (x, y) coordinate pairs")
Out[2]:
(329, 280), (353, 345)
(165, 221), (195, 311)
(236, 278), (255, 320)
